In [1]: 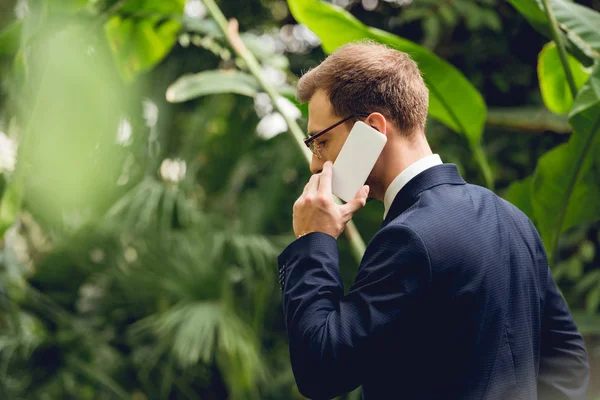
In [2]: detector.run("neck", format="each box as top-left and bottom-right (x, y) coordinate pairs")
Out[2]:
(370, 133), (433, 201)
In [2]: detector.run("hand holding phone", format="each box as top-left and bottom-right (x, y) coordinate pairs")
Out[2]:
(332, 121), (387, 202)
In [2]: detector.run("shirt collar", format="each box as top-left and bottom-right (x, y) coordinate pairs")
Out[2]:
(383, 154), (443, 219)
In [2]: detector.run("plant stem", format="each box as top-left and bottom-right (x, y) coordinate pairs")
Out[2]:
(486, 106), (571, 134)
(202, 0), (367, 261)
(541, 0), (578, 99)
(472, 143), (494, 191)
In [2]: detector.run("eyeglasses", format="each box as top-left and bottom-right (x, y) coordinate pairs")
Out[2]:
(304, 113), (370, 160)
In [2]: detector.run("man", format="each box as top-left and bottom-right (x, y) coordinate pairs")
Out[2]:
(276, 41), (590, 400)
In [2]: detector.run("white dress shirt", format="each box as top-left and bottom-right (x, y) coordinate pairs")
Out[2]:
(383, 154), (443, 219)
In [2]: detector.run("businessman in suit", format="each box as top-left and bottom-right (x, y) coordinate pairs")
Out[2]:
(277, 42), (590, 399)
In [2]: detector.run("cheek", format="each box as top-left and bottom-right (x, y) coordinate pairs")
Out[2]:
(327, 138), (347, 162)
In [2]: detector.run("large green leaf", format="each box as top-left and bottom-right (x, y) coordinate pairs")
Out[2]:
(504, 176), (533, 221)
(48, 0), (90, 15)
(0, 21), (21, 57)
(104, 0), (185, 82)
(528, 63), (600, 260)
(21, 22), (133, 231)
(166, 70), (260, 103)
(508, 0), (600, 65)
(286, 0), (486, 146)
(551, 0), (600, 59)
(67, 357), (130, 400)
(116, 0), (182, 14)
(538, 42), (590, 115)
(531, 140), (600, 250)
(508, 0), (546, 24)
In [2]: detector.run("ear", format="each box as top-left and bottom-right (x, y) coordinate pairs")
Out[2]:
(365, 112), (387, 136)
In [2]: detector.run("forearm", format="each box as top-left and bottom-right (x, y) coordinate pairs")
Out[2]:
(278, 233), (358, 398)
(276, 225), (430, 399)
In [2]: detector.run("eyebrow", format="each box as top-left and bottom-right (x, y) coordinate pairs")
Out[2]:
(308, 126), (329, 137)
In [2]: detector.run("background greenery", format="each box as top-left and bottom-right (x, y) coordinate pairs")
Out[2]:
(0, 0), (599, 399)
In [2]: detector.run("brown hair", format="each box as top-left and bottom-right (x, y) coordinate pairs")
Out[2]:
(297, 40), (429, 135)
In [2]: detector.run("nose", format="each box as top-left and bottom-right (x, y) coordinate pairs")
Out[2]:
(310, 153), (324, 175)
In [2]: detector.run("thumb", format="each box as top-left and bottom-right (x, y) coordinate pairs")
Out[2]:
(342, 185), (369, 215)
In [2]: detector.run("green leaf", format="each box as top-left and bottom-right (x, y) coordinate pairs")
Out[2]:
(507, 0), (546, 25)
(438, 5), (457, 26)
(166, 70), (260, 103)
(551, 0), (600, 60)
(538, 42), (590, 114)
(481, 9), (502, 32)
(529, 63), (600, 260)
(104, 0), (185, 82)
(216, 309), (267, 396)
(572, 270), (600, 296)
(286, 0), (487, 146)
(463, 2), (486, 31)
(578, 240), (595, 263)
(504, 177), (534, 220)
(119, 0), (183, 14)
(48, 0), (89, 15)
(586, 285), (600, 314)
(0, 21), (22, 57)
(531, 143), (600, 253)
(67, 356), (130, 400)
(572, 312), (600, 334)
(399, 8), (430, 24)
(508, 0), (600, 65)
(0, 179), (22, 236)
(21, 22), (131, 231)
(161, 186), (178, 233)
(422, 16), (442, 50)
(565, 257), (583, 280)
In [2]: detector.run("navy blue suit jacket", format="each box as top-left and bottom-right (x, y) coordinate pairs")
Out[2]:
(277, 164), (589, 400)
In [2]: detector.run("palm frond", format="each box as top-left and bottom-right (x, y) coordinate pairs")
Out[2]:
(131, 300), (268, 393)
(66, 356), (130, 400)
(216, 307), (268, 398)
(103, 176), (201, 236)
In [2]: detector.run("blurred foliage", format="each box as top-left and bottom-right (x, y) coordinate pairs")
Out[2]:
(392, 0), (501, 51)
(0, 0), (599, 399)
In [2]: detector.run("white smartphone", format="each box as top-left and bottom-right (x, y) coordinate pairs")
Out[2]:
(332, 121), (387, 202)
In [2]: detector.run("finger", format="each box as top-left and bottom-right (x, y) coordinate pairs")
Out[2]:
(303, 174), (320, 196)
(302, 174), (319, 195)
(341, 185), (369, 215)
(318, 161), (333, 195)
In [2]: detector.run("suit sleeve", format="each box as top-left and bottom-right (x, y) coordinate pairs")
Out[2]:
(538, 267), (590, 400)
(277, 225), (430, 399)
